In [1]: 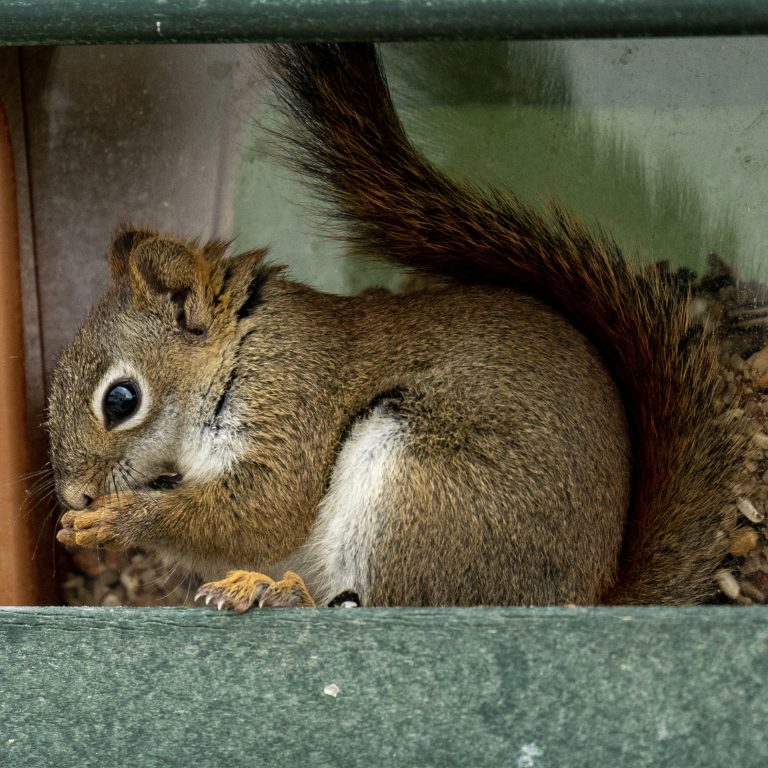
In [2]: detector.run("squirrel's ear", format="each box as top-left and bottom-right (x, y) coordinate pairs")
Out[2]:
(128, 237), (216, 336)
(108, 228), (157, 281)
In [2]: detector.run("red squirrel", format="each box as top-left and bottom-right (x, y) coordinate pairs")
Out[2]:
(50, 43), (746, 609)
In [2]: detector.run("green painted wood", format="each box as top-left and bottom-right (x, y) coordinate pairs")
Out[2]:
(1, 0), (768, 45)
(0, 606), (766, 766)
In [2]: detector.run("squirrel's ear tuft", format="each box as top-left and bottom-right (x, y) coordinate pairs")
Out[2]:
(221, 249), (276, 320)
(128, 237), (217, 336)
(108, 227), (157, 281)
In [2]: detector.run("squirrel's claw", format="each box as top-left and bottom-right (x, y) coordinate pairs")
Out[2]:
(195, 569), (315, 612)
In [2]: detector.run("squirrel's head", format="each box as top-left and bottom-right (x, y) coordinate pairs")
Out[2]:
(48, 227), (271, 510)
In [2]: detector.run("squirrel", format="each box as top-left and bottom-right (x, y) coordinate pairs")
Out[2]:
(49, 43), (747, 610)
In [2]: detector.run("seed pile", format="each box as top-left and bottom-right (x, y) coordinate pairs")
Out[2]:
(696, 257), (768, 604)
(62, 547), (197, 607)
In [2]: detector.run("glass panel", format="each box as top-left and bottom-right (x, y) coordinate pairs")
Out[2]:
(234, 39), (768, 286)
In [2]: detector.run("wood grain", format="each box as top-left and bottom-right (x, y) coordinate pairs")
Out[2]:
(0, 0), (767, 45)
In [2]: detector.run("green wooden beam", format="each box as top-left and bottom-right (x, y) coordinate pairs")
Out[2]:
(1, 0), (768, 45)
(1, 606), (767, 766)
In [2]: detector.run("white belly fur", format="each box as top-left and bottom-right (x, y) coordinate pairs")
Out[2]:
(299, 408), (404, 605)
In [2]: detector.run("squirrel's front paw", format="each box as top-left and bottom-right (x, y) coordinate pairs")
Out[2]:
(195, 570), (315, 612)
(57, 495), (130, 549)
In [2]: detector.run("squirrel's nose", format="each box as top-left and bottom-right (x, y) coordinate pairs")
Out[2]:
(60, 487), (94, 510)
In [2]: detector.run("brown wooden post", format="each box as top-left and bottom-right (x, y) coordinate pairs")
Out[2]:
(0, 99), (37, 605)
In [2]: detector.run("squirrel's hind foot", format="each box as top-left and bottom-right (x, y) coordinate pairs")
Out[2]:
(195, 570), (315, 612)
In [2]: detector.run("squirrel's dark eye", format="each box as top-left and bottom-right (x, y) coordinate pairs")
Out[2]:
(103, 380), (140, 429)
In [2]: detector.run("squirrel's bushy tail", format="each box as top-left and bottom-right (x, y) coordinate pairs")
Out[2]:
(267, 43), (746, 604)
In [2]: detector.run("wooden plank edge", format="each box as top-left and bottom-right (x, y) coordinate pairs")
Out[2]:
(1, 0), (768, 45)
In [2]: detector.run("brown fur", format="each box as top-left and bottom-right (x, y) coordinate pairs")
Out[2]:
(47, 44), (747, 607)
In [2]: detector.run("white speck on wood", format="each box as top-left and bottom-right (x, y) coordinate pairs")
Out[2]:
(322, 683), (340, 698)
(517, 743), (543, 767)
